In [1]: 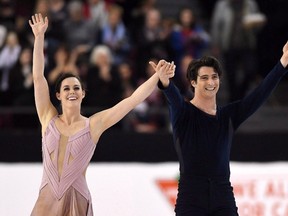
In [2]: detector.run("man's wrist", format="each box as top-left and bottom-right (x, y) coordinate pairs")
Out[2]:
(157, 80), (170, 89)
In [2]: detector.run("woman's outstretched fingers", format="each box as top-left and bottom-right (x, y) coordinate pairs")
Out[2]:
(149, 61), (157, 71)
(36, 13), (41, 23)
(29, 13), (46, 26)
(148, 60), (175, 79)
(157, 60), (166, 71)
(169, 61), (174, 71)
(39, 13), (45, 23)
(166, 61), (175, 78)
(31, 15), (36, 24)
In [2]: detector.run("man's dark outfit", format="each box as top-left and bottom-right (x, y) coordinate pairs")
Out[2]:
(159, 62), (287, 216)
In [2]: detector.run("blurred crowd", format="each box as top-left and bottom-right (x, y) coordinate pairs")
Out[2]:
(0, 0), (287, 132)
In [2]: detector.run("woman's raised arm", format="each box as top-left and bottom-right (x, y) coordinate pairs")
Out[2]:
(29, 14), (57, 131)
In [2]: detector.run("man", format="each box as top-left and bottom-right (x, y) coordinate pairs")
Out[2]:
(150, 42), (288, 215)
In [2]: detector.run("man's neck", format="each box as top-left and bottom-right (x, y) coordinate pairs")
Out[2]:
(190, 97), (217, 115)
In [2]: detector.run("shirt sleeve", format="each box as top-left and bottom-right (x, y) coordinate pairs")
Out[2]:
(158, 80), (186, 125)
(232, 61), (287, 129)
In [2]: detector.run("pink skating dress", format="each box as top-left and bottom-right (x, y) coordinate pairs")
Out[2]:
(31, 116), (96, 216)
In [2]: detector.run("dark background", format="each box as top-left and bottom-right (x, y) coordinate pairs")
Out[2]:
(1, 128), (288, 163)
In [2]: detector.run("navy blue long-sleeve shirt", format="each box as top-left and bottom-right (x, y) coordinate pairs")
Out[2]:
(161, 62), (287, 178)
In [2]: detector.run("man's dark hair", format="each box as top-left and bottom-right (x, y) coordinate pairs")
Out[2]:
(186, 56), (223, 91)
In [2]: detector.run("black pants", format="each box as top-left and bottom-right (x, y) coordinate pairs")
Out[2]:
(175, 175), (238, 216)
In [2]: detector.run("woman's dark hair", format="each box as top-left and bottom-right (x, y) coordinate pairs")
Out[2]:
(186, 56), (223, 91)
(54, 73), (85, 93)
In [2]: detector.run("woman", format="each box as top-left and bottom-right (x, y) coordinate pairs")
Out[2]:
(29, 13), (175, 216)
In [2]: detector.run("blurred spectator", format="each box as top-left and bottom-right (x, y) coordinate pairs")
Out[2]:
(47, 0), (68, 43)
(110, 0), (138, 28)
(34, 0), (49, 17)
(0, 31), (21, 105)
(14, 0), (34, 31)
(100, 4), (130, 65)
(63, 0), (96, 53)
(127, 58), (167, 133)
(46, 44), (80, 106)
(0, 0), (16, 30)
(0, 30), (20, 128)
(129, 0), (156, 44)
(83, 0), (108, 28)
(170, 7), (210, 83)
(84, 45), (122, 108)
(134, 8), (172, 79)
(20, 0), (53, 64)
(8, 46), (38, 128)
(118, 61), (136, 99)
(211, 0), (266, 102)
(0, 25), (7, 47)
(8, 46), (33, 106)
(117, 61), (137, 130)
(161, 17), (175, 42)
(15, 0), (49, 48)
(61, 0), (98, 79)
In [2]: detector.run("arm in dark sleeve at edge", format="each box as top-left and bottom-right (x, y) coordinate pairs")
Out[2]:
(233, 61), (288, 128)
(158, 80), (185, 122)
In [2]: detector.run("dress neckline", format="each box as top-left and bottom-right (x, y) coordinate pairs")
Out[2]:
(51, 116), (90, 141)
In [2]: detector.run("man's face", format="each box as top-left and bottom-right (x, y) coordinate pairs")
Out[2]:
(191, 66), (220, 99)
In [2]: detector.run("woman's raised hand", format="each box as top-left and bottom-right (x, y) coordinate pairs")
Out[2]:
(29, 13), (48, 37)
(149, 60), (176, 87)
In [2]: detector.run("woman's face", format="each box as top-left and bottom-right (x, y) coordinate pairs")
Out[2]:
(56, 77), (85, 108)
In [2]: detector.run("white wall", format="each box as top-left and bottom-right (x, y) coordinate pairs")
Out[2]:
(0, 162), (288, 216)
